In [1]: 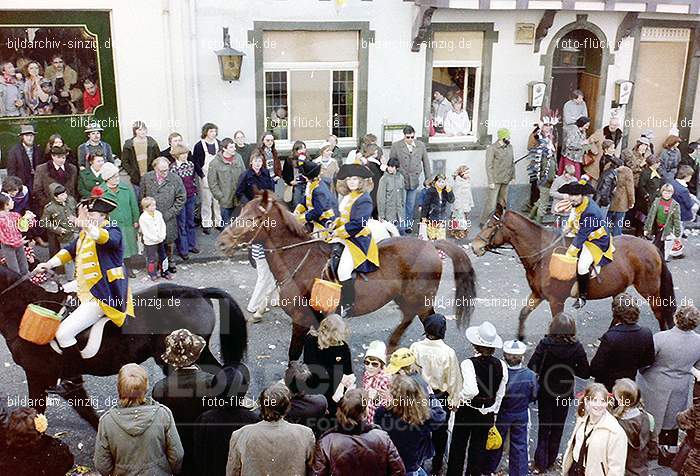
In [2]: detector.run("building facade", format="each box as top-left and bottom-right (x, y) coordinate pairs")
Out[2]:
(1, 0), (699, 190)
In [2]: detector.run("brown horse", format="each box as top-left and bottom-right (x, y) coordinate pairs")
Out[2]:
(218, 190), (477, 361)
(471, 205), (676, 340)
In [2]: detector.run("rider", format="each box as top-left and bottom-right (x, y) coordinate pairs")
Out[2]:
(294, 160), (337, 237)
(558, 180), (614, 309)
(329, 164), (380, 318)
(36, 187), (134, 363)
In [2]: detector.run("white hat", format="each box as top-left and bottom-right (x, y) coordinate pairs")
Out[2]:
(84, 122), (104, 133)
(100, 162), (120, 181)
(669, 125), (680, 137)
(638, 136), (650, 146)
(364, 340), (387, 365)
(465, 321), (503, 349)
(641, 128), (654, 140)
(502, 340), (527, 355)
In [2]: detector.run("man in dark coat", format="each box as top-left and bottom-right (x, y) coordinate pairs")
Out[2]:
(7, 125), (44, 194)
(152, 329), (216, 476)
(193, 363), (260, 476)
(590, 293), (655, 391)
(32, 145), (78, 210)
(284, 361), (328, 437)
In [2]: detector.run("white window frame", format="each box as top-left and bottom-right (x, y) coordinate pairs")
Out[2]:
(429, 60), (481, 144)
(263, 60), (359, 149)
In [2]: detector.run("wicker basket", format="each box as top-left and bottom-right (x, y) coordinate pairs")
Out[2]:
(19, 304), (62, 345)
(549, 248), (578, 281)
(310, 278), (342, 314)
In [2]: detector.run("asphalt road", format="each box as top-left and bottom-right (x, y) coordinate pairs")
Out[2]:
(1, 232), (698, 474)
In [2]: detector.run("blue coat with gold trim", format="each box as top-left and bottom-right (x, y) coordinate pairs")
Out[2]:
(295, 177), (337, 233)
(332, 191), (379, 273)
(55, 225), (134, 326)
(567, 197), (614, 267)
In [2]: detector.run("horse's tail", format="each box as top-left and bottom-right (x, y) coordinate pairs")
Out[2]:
(433, 240), (477, 329)
(199, 287), (248, 365)
(659, 259), (676, 329)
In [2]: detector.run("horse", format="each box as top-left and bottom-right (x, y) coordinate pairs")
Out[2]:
(0, 266), (247, 428)
(218, 190), (477, 361)
(470, 205), (676, 340)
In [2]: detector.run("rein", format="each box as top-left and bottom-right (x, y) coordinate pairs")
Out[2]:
(0, 268), (65, 298)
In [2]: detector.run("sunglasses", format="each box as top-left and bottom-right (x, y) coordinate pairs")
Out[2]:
(405, 135), (415, 139)
(364, 360), (382, 368)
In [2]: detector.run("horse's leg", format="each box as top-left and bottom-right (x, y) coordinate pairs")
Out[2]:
(517, 293), (543, 342)
(289, 322), (309, 362)
(549, 299), (565, 318)
(27, 372), (56, 414)
(64, 378), (100, 429)
(387, 307), (417, 354)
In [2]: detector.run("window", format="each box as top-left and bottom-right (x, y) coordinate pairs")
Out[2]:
(262, 31), (359, 144)
(428, 31), (484, 144)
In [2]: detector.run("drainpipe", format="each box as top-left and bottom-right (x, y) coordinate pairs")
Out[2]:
(161, 0), (175, 133)
(188, 0), (202, 134)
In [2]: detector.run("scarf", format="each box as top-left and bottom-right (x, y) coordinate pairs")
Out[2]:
(363, 370), (390, 424)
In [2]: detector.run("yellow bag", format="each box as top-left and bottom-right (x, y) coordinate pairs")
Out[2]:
(485, 425), (502, 450)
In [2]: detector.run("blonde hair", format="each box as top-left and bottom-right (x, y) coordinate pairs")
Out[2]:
(117, 363), (148, 407)
(453, 165), (469, 179)
(141, 196), (156, 209)
(659, 183), (674, 194)
(577, 382), (610, 417)
(386, 375), (430, 426)
(335, 177), (374, 196)
(315, 314), (349, 349)
(612, 378), (641, 418)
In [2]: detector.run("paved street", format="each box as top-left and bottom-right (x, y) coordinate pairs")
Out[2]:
(1, 229), (698, 474)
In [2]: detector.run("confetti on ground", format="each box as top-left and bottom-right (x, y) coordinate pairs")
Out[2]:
(268, 344), (276, 350)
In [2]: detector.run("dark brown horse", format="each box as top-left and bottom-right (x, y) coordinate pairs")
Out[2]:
(471, 206), (676, 339)
(0, 267), (247, 427)
(218, 190), (476, 361)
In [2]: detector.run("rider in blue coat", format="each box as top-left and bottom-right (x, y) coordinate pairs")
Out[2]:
(294, 160), (337, 236)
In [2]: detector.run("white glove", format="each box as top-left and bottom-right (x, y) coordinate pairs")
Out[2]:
(62, 280), (79, 294)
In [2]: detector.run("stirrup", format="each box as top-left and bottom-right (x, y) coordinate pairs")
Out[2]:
(573, 297), (587, 309)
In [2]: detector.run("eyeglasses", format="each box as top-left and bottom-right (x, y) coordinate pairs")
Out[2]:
(364, 360), (382, 368)
(405, 135), (415, 139)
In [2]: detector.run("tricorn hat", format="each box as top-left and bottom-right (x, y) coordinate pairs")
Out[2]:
(161, 329), (206, 368)
(337, 163), (373, 180)
(79, 186), (117, 214)
(557, 180), (596, 196)
(301, 159), (322, 180)
(18, 124), (36, 136)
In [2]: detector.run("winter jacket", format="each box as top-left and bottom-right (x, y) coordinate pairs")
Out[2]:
(595, 166), (618, 207)
(235, 167), (275, 201)
(286, 393), (328, 438)
(226, 419), (315, 476)
(121, 136), (161, 185)
(562, 412), (628, 476)
(390, 139), (431, 190)
(7, 142), (45, 192)
(621, 147), (650, 186)
(660, 147), (682, 183)
(94, 398), (184, 476)
(78, 166), (105, 199)
(485, 140), (515, 184)
(527, 336), (590, 399)
(589, 323), (655, 391)
(0, 434), (74, 476)
(636, 166), (663, 215)
(617, 408), (653, 476)
(312, 423), (406, 476)
(42, 192), (77, 244)
(376, 172), (405, 222)
(139, 171), (186, 243)
(77, 140), (114, 167)
(672, 179), (699, 221)
(208, 152), (246, 209)
(101, 182), (141, 258)
(139, 210), (167, 245)
(563, 127), (589, 164)
(375, 404), (446, 472)
(610, 166), (635, 212)
(32, 161), (78, 210)
(421, 186), (455, 221)
(644, 197), (682, 239)
(451, 174), (474, 215)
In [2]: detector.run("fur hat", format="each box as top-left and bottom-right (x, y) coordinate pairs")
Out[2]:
(50, 145), (67, 156)
(161, 329), (206, 368)
(99, 162), (120, 181)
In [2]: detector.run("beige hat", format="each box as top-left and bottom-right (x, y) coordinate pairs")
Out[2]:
(100, 162), (120, 181)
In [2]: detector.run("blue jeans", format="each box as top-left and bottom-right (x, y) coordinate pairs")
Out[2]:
(607, 210), (626, 236)
(293, 183), (306, 207)
(485, 412), (529, 476)
(405, 188), (418, 232)
(406, 467), (428, 476)
(220, 207), (236, 228)
(176, 195), (197, 255)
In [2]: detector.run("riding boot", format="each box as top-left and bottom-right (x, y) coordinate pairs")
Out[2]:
(338, 275), (356, 318)
(47, 346), (84, 397)
(573, 272), (590, 309)
(330, 243), (343, 282)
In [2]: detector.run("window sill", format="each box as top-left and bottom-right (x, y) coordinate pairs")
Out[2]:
(426, 141), (489, 152)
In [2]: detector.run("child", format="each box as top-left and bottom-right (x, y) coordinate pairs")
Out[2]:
(612, 378), (655, 476)
(376, 157), (406, 233)
(363, 144), (383, 218)
(0, 193), (35, 275)
(450, 165), (474, 239)
(139, 196), (170, 281)
(550, 164), (578, 228)
(362, 340), (390, 425)
(486, 340), (538, 476)
(644, 183), (681, 262)
(421, 174), (455, 242)
(409, 313), (462, 474)
(672, 165), (700, 237)
(314, 142), (340, 194)
(41, 184), (77, 277)
(36, 78), (58, 115)
(2, 176), (30, 214)
(82, 77), (101, 113)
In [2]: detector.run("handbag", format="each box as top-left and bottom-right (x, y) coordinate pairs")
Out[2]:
(283, 184), (293, 203)
(485, 425), (502, 450)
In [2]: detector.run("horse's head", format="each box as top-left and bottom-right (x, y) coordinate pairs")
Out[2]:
(471, 204), (511, 256)
(218, 189), (276, 255)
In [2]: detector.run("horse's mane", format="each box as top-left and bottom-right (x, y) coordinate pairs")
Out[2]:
(271, 198), (311, 240)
